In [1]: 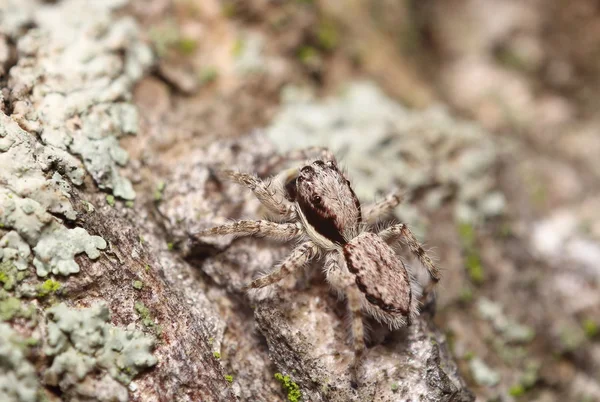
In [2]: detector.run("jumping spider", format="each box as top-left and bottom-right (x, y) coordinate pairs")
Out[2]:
(195, 147), (440, 381)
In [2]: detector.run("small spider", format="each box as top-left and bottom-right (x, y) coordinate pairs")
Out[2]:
(194, 147), (440, 381)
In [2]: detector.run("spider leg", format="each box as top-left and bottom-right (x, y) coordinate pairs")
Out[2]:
(248, 241), (318, 289)
(378, 223), (440, 300)
(325, 252), (365, 385)
(194, 220), (302, 241)
(259, 146), (338, 176)
(222, 170), (297, 219)
(362, 190), (404, 224)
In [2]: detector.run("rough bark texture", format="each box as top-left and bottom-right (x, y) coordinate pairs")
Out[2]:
(0, 0), (508, 401)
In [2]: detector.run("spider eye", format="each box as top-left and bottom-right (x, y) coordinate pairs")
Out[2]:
(312, 195), (322, 204)
(301, 166), (313, 174)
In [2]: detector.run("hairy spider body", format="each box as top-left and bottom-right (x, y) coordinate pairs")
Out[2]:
(195, 148), (440, 382)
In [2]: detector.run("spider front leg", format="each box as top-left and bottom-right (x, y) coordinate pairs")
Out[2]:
(325, 253), (365, 385)
(249, 241), (318, 289)
(194, 220), (303, 241)
(222, 170), (297, 219)
(378, 223), (440, 301)
(362, 190), (404, 224)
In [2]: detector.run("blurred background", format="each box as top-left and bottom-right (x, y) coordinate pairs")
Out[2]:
(130, 1), (600, 401)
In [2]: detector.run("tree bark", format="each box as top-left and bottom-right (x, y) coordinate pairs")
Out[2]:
(0, 1), (474, 401)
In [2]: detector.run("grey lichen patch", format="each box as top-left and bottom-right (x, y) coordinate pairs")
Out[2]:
(44, 302), (158, 398)
(477, 297), (535, 344)
(1, 0), (152, 200)
(266, 82), (504, 227)
(0, 109), (107, 277)
(469, 357), (500, 387)
(0, 322), (39, 402)
(0, 111), (79, 221)
(234, 32), (266, 74)
(0, 188), (107, 277)
(33, 227), (107, 277)
(0, 231), (31, 271)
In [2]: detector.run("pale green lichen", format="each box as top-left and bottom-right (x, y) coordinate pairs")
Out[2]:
(33, 227), (107, 277)
(0, 297), (24, 321)
(234, 33), (265, 73)
(44, 302), (158, 397)
(2, 0), (152, 200)
(477, 297), (535, 344)
(0, 231), (31, 271)
(0, 113), (107, 278)
(266, 82), (504, 229)
(132, 280), (143, 290)
(469, 357), (500, 387)
(0, 112), (80, 221)
(0, 323), (39, 402)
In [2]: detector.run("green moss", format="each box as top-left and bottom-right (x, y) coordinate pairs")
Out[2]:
(177, 38), (197, 55)
(37, 279), (61, 297)
(232, 39), (245, 57)
(391, 382), (399, 392)
(23, 337), (39, 347)
(134, 301), (155, 328)
(316, 20), (338, 51)
(274, 373), (302, 402)
(222, 2), (237, 17)
(213, 351), (221, 359)
(459, 286), (474, 303)
(125, 200), (134, 208)
(582, 318), (599, 339)
(0, 261), (18, 290)
(508, 384), (525, 397)
(145, 264), (150, 272)
(496, 48), (529, 72)
(132, 280), (144, 290)
(463, 351), (475, 361)
(0, 271), (13, 290)
(458, 222), (484, 284)
(298, 46), (320, 66)
(154, 181), (166, 202)
(199, 67), (218, 85)
(106, 194), (115, 206)
(167, 242), (174, 251)
(224, 374), (233, 383)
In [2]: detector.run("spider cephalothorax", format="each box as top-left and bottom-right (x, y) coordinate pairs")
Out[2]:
(194, 147), (440, 382)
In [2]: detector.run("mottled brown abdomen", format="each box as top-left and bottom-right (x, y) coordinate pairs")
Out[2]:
(343, 232), (412, 317)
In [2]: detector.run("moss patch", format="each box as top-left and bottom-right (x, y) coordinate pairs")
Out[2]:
(458, 222), (484, 284)
(134, 301), (155, 328)
(37, 279), (61, 297)
(274, 373), (302, 402)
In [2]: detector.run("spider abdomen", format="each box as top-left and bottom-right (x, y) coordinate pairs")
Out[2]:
(343, 233), (413, 321)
